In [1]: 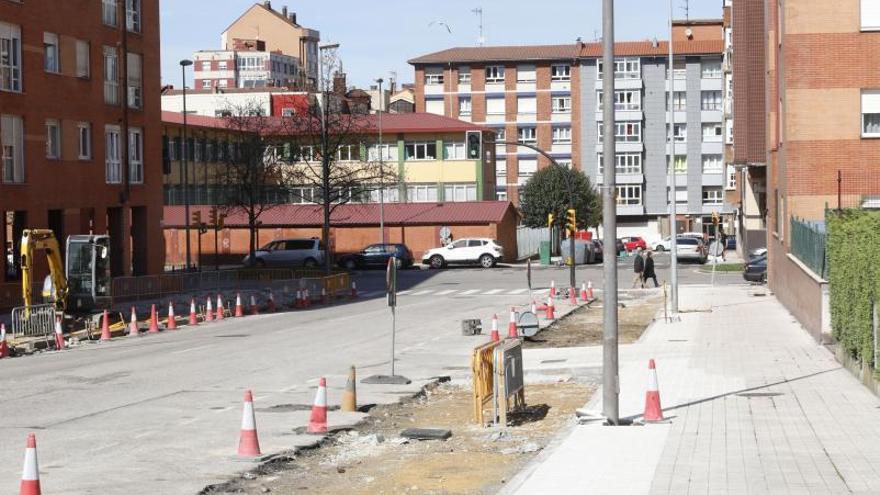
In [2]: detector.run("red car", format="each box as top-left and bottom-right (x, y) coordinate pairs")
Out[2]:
(621, 236), (648, 252)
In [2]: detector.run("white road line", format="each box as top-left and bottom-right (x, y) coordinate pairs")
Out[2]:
(170, 345), (212, 355)
(459, 289), (481, 295)
(396, 290), (413, 296)
(410, 290), (434, 296)
(435, 289), (457, 296)
(506, 288), (528, 295)
(483, 289), (504, 295)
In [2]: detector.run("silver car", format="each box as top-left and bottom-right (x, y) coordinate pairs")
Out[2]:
(243, 238), (325, 268)
(675, 236), (707, 263)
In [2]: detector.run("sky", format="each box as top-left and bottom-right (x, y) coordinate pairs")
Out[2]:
(160, 0), (721, 89)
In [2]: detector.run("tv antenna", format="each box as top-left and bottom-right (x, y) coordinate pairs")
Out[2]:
(680, 0), (690, 21)
(471, 7), (485, 46)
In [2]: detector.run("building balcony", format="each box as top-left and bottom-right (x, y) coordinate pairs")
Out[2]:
(702, 173), (724, 186)
(597, 142), (644, 153)
(616, 204), (645, 216)
(596, 78), (643, 91)
(596, 173), (644, 185)
(594, 109), (643, 121)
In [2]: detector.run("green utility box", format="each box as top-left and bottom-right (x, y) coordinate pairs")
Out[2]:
(539, 241), (551, 266)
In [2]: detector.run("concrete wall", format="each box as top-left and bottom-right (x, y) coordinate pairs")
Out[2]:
(768, 235), (828, 342)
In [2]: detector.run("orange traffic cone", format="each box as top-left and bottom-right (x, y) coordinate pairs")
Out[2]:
(569, 287), (577, 305)
(350, 281), (358, 299)
(580, 282), (588, 302)
(128, 307), (139, 337)
(205, 297), (214, 322)
(189, 298), (199, 326)
(490, 314), (500, 342)
(53, 317), (65, 350)
(250, 294), (260, 315)
(234, 293), (244, 317)
(267, 290), (277, 313)
(545, 296), (555, 320)
(0, 323), (9, 358)
(100, 310), (112, 341)
(307, 377), (328, 434)
(294, 290), (302, 309)
(588, 280), (594, 299)
(643, 359), (664, 422)
(215, 295), (224, 321)
(166, 302), (177, 330)
(19, 433), (41, 495)
(237, 390), (262, 457)
(507, 307), (518, 338)
(321, 287), (329, 305)
(550, 280), (556, 298)
(304, 289), (311, 308)
(148, 304), (160, 333)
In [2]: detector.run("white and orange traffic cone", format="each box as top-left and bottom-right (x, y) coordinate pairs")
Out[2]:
(267, 290), (276, 313)
(100, 310), (112, 341)
(128, 307), (139, 337)
(588, 281), (594, 300)
(234, 293), (244, 318)
(148, 304), (160, 334)
(321, 287), (329, 305)
(166, 302), (177, 330)
(507, 307), (518, 339)
(350, 281), (358, 299)
(549, 280), (556, 298)
(307, 377), (328, 434)
(545, 296), (555, 320)
(237, 390), (262, 457)
(216, 295), (224, 321)
(569, 287), (577, 305)
(643, 359), (664, 422)
(205, 297), (214, 322)
(189, 298), (199, 326)
(53, 317), (65, 350)
(19, 433), (41, 495)
(304, 289), (311, 308)
(0, 323), (9, 358)
(580, 282), (588, 302)
(250, 294), (260, 315)
(490, 314), (500, 342)
(294, 290), (303, 309)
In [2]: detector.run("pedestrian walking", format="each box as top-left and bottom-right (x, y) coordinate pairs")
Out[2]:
(632, 247), (645, 288)
(642, 251), (659, 288)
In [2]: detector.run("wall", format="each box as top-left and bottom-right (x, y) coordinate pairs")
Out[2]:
(769, 236), (827, 342)
(161, 92), (272, 117)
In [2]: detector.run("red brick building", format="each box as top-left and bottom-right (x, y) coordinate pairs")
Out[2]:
(0, 0), (164, 282)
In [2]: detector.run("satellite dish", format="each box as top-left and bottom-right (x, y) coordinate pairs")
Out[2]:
(685, 28), (693, 39)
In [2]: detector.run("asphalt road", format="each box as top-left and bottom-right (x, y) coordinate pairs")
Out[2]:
(0, 258), (750, 494)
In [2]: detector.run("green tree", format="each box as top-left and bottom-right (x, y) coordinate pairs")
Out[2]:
(519, 166), (602, 232)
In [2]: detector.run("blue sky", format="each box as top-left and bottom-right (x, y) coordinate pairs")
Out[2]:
(160, 0), (721, 89)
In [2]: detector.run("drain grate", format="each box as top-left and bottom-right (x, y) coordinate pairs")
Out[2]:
(737, 392), (783, 398)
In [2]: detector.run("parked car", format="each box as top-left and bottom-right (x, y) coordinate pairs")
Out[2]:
(337, 243), (414, 270)
(743, 254), (767, 283)
(590, 240), (604, 263)
(653, 237), (671, 252)
(726, 236), (737, 250)
(621, 236), (648, 252)
(749, 247), (768, 260)
(243, 238), (325, 268)
(422, 238), (504, 269)
(675, 237), (707, 263)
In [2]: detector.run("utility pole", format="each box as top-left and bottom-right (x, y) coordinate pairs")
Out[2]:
(668, 0), (679, 313)
(601, 0), (619, 425)
(377, 77), (386, 244)
(180, 59), (194, 271)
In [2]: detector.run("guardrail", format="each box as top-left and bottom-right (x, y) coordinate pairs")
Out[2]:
(11, 303), (56, 341)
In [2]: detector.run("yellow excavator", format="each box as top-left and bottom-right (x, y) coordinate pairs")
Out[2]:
(20, 229), (112, 313)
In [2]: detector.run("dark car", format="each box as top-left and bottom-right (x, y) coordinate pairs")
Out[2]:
(337, 243), (414, 270)
(743, 254), (767, 283)
(591, 240), (604, 263)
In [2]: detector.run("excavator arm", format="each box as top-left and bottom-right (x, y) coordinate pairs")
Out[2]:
(21, 229), (68, 311)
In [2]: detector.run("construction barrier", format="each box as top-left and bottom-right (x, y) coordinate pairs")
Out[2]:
(472, 340), (501, 425)
(10, 304), (56, 341)
(472, 338), (526, 426)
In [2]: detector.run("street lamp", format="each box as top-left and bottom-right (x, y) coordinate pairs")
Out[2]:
(667, 0), (680, 313)
(376, 77), (386, 244)
(180, 59), (193, 271)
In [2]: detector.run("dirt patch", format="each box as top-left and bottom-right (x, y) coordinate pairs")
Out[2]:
(524, 293), (663, 348)
(212, 382), (593, 495)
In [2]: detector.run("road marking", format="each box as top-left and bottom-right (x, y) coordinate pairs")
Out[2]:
(396, 290), (413, 296)
(171, 345), (212, 355)
(459, 289), (481, 295)
(435, 289), (457, 296)
(410, 290), (434, 296)
(507, 288), (528, 295)
(483, 289), (504, 295)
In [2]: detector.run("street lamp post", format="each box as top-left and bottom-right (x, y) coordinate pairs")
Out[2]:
(667, 0), (680, 313)
(376, 77), (386, 244)
(180, 59), (193, 271)
(317, 43), (340, 274)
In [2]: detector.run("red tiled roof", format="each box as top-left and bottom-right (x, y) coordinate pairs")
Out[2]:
(579, 40), (724, 57)
(161, 111), (229, 129)
(163, 202), (515, 228)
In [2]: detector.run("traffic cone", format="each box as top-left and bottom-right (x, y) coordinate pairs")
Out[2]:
(19, 433), (41, 495)
(294, 290), (302, 309)
(307, 377), (328, 434)
(237, 390), (262, 457)
(148, 304), (160, 333)
(507, 307), (518, 338)
(350, 281), (358, 299)
(128, 307), (139, 337)
(205, 297), (214, 322)
(545, 296), (555, 320)
(580, 282), (588, 302)
(189, 298), (199, 326)
(215, 295), (224, 321)
(550, 280), (556, 298)
(569, 287), (577, 305)
(99, 310), (112, 341)
(341, 366), (357, 412)
(234, 293), (244, 317)
(530, 300), (537, 316)
(304, 289), (311, 308)
(166, 302), (177, 330)
(490, 314), (500, 342)
(321, 287), (329, 305)
(0, 323), (9, 358)
(267, 290), (276, 313)
(588, 280), (594, 300)
(250, 294), (260, 315)
(54, 317), (65, 350)
(644, 359), (664, 422)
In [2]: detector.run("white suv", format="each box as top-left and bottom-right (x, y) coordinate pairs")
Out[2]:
(422, 238), (504, 269)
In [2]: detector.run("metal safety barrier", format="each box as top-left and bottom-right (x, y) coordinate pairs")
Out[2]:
(11, 303), (57, 341)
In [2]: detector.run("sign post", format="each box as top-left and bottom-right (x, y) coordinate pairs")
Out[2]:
(362, 257), (411, 385)
(526, 258), (532, 302)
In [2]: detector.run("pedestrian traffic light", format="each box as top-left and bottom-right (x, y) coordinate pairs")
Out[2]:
(566, 208), (577, 233)
(466, 130), (482, 160)
(191, 211), (202, 226)
(208, 207), (217, 227)
(711, 211), (720, 226)
(548, 213), (555, 228)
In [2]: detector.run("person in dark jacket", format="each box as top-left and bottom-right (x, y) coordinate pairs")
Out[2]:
(632, 247), (645, 288)
(643, 250), (659, 288)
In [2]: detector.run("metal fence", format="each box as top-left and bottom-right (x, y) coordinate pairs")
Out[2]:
(790, 217), (827, 278)
(516, 227), (551, 260)
(11, 303), (56, 341)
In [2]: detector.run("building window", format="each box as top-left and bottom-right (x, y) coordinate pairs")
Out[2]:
(444, 183), (477, 202)
(599, 122), (642, 143)
(485, 65), (505, 83)
(127, 52), (142, 109)
(76, 40), (90, 78)
(518, 158), (538, 177)
(551, 64), (571, 81)
(45, 120), (61, 159)
(368, 143), (398, 161)
(598, 58), (641, 79)
(598, 90), (641, 111)
(496, 160), (507, 178)
(424, 70), (443, 85)
(486, 97), (505, 115)
(200, 61), (211, 71)
(496, 186), (508, 201)
(495, 128), (506, 142)
(672, 155), (687, 174)
(701, 61), (722, 79)
(669, 123), (687, 142)
(404, 141), (437, 160)
(552, 96), (572, 113)
(672, 60), (687, 79)
(862, 0), (880, 30)
(102, 0), (118, 26)
(702, 187), (723, 205)
(599, 152), (642, 175)
(517, 96), (536, 114)
(0, 22), (22, 92)
(406, 184), (438, 202)
(517, 65), (536, 83)
(1, 114), (24, 183)
(103, 46), (119, 105)
(701, 90), (722, 111)
(43, 33), (60, 73)
(517, 127), (537, 144)
(615, 185), (642, 205)
(218, 79), (228, 88)
(459, 97), (472, 116)
(557, 159), (573, 169)
(552, 126), (572, 144)
(337, 144), (360, 162)
(861, 90), (880, 137)
(702, 154), (723, 173)
(77, 123), (91, 160)
(105, 125), (122, 184)
(444, 141), (466, 160)
(218, 60), (228, 70)
(726, 165), (737, 190)
(671, 91), (686, 111)
(702, 123), (723, 142)
(126, 0), (141, 33)
(129, 127), (143, 184)
(458, 66), (471, 84)
(201, 80), (212, 89)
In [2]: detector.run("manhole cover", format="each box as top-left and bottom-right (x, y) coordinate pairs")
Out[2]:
(736, 392), (783, 398)
(213, 334), (249, 338)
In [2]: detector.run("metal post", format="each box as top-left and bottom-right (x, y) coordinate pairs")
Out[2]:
(377, 77), (386, 244)
(180, 60), (193, 271)
(668, 0), (679, 313)
(601, 0), (619, 424)
(569, 211), (576, 288)
(391, 305), (396, 376)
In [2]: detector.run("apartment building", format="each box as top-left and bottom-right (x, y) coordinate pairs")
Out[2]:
(161, 87), (312, 118)
(410, 21), (727, 239)
(193, 39), (300, 90)
(0, 0), (164, 283)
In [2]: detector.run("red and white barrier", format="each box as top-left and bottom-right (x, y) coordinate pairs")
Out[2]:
(19, 433), (41, 495)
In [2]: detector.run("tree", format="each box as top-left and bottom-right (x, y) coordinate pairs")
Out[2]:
(519, 166), (602, 237)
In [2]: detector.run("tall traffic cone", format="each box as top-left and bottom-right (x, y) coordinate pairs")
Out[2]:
(267, 290), (277, 312)
(294, 290), (303, 309)
(166, 302), (177, 330)
(189, 298), (199, 326)
(545, 296), (555, 320)
(341, 366), (357, 412)
(507, 307), (518, 338)
(19, 433), (41, 495)
(237, 390), (262, 457)
(569, 287), (577, 305)
(205, 297), (214, 322)
(490, 314), (500, 342)
(0, 323), (9, 358)
(215, 295), (224, 321)
(128, 307), (139, 337)
(580, 282), (589, 302)
(307, 377), (328, 434)
(550, 280), (556, 298)
(148, 304), (160, 333)
(53, 317), (65, 350)
(250, 294), (260, 315)
(643, 359), (664, 422)
(321, 287), (329, 305)
(100, 310), (112, 341)
(234, 293), (244, 317)
(588, 280), (594, 300)
(350, 281), (358, 299)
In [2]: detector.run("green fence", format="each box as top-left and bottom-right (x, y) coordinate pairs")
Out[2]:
(790, 217), (827, 278)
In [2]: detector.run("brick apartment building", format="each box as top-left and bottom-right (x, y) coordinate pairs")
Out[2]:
(0, 0), (164, 282)
(409, 20), (732, 240)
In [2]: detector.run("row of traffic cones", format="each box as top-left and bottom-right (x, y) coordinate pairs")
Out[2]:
(489, 307), (525, 342)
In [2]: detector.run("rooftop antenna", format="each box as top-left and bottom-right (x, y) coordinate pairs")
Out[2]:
(680, 0), (690, 21)
(471, 7), (484, 46)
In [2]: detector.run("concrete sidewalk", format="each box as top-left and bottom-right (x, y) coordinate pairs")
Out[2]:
(506, 284), (880, 494)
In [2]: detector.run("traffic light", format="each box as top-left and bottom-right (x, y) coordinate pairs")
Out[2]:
(191, 210), (202, 226)
(548, 213), (555, 228)
(711, 211), (720, 226)
(208, 207), (218, 227)
(565, 208), (577, 233)
(466, 130), (482, 160)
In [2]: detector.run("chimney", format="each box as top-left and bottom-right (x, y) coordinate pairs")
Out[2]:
(333, 71), (347, 95)
(264, 1), (272, 10)
(282, 5), (287, 17)
(290, 13), (297, 24)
